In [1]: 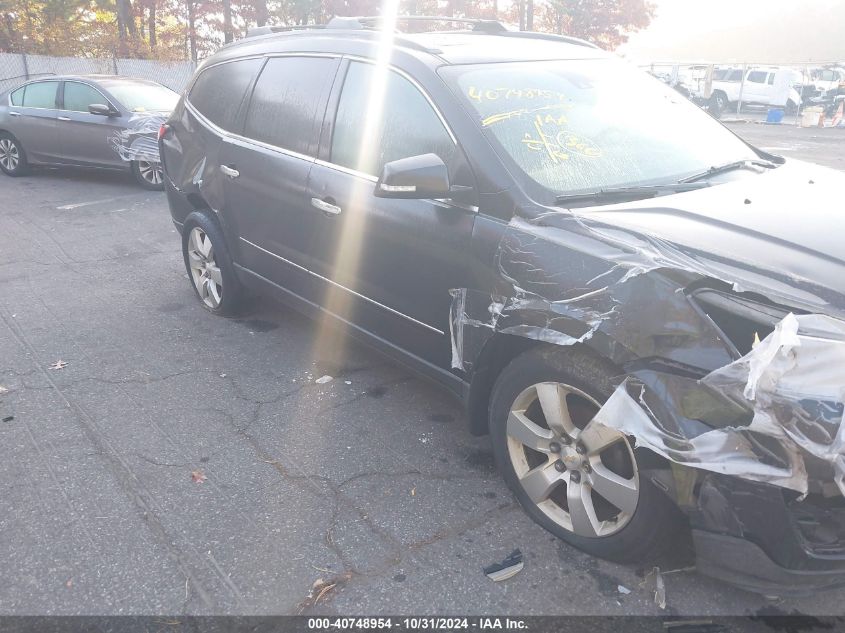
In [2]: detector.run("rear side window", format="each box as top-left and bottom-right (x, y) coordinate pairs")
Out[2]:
(243, 56), (337, 156)
(747, 71), (767, 84)
(22, 81), (58, 108)
(63, 82), (106, 112)
(10, 87), (24, 106)
(331, 62), (455, 176)
(188, 58), (263, 131)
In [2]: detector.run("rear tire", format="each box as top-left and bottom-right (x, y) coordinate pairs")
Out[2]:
(0, 132), (28, 176)
(489, 345), (684, 564)
(131, 159), (164, 190)
(181, 211), (244, 316)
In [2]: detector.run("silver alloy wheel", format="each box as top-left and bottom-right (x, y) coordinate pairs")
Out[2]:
(0, 138), (20, 171)
(506, 382), (639, 538)
(187, 227), (223, 309)
(138, 160), (162, 185)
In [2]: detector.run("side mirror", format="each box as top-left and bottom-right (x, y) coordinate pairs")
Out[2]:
(375, 153), (451, 199)
(88, 103), (116, 116)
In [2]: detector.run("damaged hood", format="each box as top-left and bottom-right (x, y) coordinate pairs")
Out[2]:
(576, 160), (845, 297)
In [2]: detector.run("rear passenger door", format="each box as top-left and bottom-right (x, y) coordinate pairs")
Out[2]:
(8, 81), (60, 163)
(219, 55), (340, 293)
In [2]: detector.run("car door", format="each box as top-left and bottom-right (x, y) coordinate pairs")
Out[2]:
(305, 60), (477, 370)
(56, 81), (125, 167)
(8, 80), (60, 163)
(219, 54), (340, 297)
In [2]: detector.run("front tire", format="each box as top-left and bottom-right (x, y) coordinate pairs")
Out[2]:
(0, 133), (28, 176)
(131, 159), (164, 190)
(489, 345), (683, 564)
(181, 211), (244, 316)
(709, 92), (728, 118)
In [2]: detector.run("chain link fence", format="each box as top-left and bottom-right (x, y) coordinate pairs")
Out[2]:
(0, 53), (196, 95)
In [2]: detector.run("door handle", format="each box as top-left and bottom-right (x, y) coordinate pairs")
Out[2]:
(220, 164), (240, 179)
(311, 197), (342, 216)
(8, 111), (20, 117)
(58, 116), (71, 121)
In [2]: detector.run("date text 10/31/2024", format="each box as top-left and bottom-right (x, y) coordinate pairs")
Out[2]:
(307, 618), (529, 630)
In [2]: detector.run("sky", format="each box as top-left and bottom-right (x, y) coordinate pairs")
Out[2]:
(618, 0), (845, 64)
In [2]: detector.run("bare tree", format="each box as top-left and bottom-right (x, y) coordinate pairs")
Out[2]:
(186, 0), (197, 62)
(148, 0), (157, 49)
(254, 0), (269, 27)
(222, 0), (233, 43)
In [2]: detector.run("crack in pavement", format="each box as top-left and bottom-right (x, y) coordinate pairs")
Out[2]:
(0, 307), (238, 612)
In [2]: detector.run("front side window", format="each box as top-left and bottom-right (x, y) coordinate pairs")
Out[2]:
(243, 56), (337, 155)
(22, 81), (58, 108)
(331, 62), (455, 176)
(727, 70), (744, 82)
(442, 59), (757, 198)
(188, 58), (263, 129)
(63, 82), (107, 112)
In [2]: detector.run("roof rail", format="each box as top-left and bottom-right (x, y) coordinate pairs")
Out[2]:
(329, 15), (509, 34)
(245, 24), (324, 38)
(495, 30), (600, 50)
(243, 15), (599, 51)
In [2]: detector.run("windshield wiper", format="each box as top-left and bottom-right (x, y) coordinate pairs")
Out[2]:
(554, 182), (710, 208)
(679, 159), (778, 183)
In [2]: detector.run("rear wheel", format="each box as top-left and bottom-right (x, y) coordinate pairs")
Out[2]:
(131, 159), (164, 190)
(0, 133), (28, 176)
(181, 211), (244, 316)
(489, 346), (683, 564)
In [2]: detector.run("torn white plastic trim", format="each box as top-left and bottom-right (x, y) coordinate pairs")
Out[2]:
(704, 313), (845, 496)
(594, 313), (845, 496)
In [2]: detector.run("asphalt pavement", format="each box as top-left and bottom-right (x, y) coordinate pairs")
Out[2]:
(1, 124), (845, 617)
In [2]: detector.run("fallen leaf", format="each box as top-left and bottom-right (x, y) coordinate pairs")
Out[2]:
(49, 360), (68, 370)
(0, 385), (9, 395)
(190, 469), (207, 484)
(66, 579), (73, 588)
(315, 375), (333, 384)
(410, 487), (416, 496)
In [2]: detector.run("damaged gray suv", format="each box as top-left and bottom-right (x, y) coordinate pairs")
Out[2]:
(160, 17), (845, 595)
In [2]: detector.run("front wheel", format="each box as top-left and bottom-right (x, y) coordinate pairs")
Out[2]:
(489, 346), (683, 564)
(709, 92), (728, 118)
(131, 159), (164, 190)
(0, 133), (28, 176)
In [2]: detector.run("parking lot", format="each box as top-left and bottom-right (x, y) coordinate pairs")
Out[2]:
(2, 124), (845, 617)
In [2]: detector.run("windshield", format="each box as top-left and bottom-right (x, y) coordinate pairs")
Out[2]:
(103, 81), (179, 113)
(441, 59), (758, 199)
